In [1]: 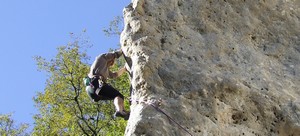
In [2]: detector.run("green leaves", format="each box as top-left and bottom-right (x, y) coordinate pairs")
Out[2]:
(33, 39), (130, 135)
(103, 16), (124, 37)
(0, 113), (29, 136)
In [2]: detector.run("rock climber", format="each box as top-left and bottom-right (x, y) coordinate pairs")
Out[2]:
(84, 50), (130, 120)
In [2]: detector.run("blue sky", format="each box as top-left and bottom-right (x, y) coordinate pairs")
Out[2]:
(0, 0), (130, 130)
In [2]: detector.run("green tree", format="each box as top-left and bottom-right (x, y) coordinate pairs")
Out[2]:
(32, 38), (130, 135)
(0, 113), (29, 136)
(103, 16), (123, 37)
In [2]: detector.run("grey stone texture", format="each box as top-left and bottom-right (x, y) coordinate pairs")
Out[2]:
(120, 0), (300, 135)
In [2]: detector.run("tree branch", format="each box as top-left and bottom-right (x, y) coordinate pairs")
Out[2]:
(77, 120), (89, 136)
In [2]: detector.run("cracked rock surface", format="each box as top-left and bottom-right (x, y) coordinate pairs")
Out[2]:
(121, 0), (300, 135)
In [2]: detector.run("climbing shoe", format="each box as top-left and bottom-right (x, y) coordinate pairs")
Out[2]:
(114, 111), (130, 120)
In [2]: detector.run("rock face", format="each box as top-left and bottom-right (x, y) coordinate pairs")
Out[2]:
(120, 0), (300, 135)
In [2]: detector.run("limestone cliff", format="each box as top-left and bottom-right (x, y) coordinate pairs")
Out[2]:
(120, 0), (300, 135)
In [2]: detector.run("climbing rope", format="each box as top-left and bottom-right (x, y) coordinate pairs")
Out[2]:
(121, 51), (193, 135)
(130, 98), (194, 136)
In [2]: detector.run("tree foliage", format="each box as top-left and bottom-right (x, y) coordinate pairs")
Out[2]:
(103, 16), (123, 37)
(32, 38), (130, 135)
(0, 113), (29, 136)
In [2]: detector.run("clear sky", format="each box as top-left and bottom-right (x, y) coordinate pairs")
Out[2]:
(0, 0), (131, 131)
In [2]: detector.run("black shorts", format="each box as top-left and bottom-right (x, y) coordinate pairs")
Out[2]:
(98, 84), (124, 100)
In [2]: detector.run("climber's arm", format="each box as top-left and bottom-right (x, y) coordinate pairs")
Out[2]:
(103, 50), (123, 61)
(109, 67), (127, 78)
